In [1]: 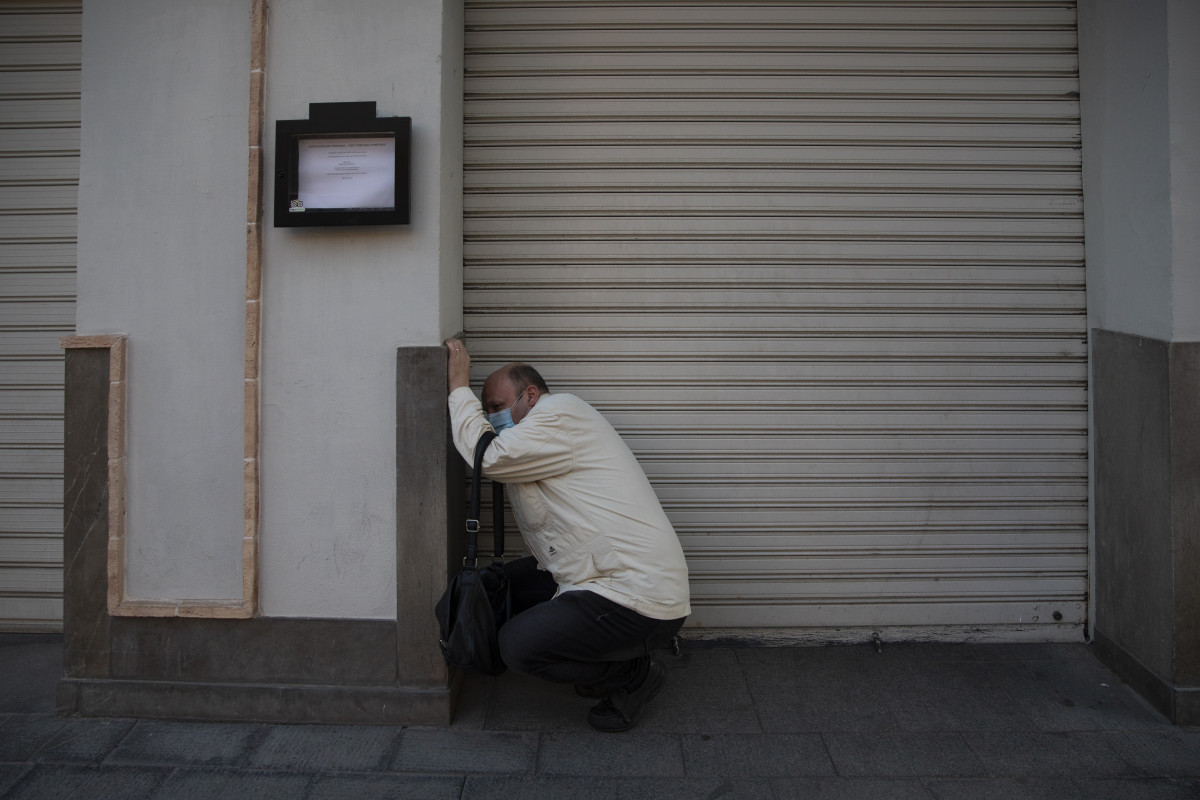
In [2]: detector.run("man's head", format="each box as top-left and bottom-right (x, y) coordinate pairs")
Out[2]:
(482, 363), (550, 426)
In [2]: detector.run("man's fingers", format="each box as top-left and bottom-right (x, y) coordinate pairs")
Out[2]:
(446, 339), (472, 391)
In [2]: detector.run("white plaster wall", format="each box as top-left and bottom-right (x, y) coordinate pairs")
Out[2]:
(1168, 0), (1200, 341)
(260, 0), (461, 617)
(76, 0), (249, 600)
(1079, 0), (1174, 341)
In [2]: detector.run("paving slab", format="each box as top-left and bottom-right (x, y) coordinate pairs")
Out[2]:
(243, 723), (400, 772)
(879, 657), (998, 694)
(104, 720), (262, 768)
(3, 764), (170, 800)
(962, 642), (1097, 662)
(990, 659), (1171, 732)
(462, 775), (623, 800)
(147, 768), (313, 800)
(303, 772), (463, 800)
(0, 638), (60, 715)
(1070, 777), (1200, 800)
(734, 643), (879, 675)
(639, 647), (761, 734)
(922, 777), (1085, 800)
(1095, 729), (1200, 778)
(884, 683), (1036, 733)
(30, 718), (135, 764)
(771, 776), (934, 800)
(484, 671), (587, 732)
(391, 728), (536, 773)
(0, 716), (69, 762)
(450, 674), (494, 731)
(823, 732), (984, 778)
(736, 648), (901, 733)
(681, 733), (834, 778)
(0, 765), (31, 797)
(961, 730), (1135, 778)
(536, 731), (685, 777)
(461, 775), (778, 800)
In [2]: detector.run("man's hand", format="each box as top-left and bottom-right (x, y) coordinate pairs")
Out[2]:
(446, 338), (471, 392)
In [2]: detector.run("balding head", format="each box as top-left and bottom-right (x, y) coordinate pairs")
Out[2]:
(481, 363), (550, 422)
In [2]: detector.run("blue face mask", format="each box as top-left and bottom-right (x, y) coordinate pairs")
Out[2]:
(487, 396), (520, 432)
(487, 406), (515, 433)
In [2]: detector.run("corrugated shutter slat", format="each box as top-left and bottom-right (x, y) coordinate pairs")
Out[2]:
(464, 0), (1086, 633)
(0, 0), (81, 631)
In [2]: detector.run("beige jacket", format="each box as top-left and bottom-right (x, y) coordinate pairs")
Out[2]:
(449, 387), (691, 621)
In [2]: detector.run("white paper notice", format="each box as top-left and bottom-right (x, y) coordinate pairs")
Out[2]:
(296, 137), (395, 210)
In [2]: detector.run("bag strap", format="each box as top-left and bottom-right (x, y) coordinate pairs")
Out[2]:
(465, 430), (499, 566)
(491, 477), (505, 559)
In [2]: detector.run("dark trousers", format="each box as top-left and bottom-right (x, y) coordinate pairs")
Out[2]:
(499, 556), (685, 689)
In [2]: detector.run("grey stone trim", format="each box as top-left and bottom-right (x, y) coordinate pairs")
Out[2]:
(107, 617), (398, 685)
(1092, 630), (1176, 721)
(1091, 328), (1200, 725)
(55, 345), (461, 723)
(1169, 340), (1200, 691)
(396, 346), (463, 689)
(57, 678), (451, 725)
(62, 347), (112, 679)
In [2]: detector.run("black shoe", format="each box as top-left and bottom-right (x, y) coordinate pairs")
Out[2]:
(575, 682), (608, 699)
(587, 659), (666, 733)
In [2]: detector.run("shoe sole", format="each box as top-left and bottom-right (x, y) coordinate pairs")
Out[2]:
(575, 684), (608, 699)
(588, 664), (666, 733)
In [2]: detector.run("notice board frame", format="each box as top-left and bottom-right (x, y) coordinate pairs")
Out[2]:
(274, 101), (411, 228)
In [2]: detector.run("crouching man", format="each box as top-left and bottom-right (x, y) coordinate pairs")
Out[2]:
(445, 339), (690, 732)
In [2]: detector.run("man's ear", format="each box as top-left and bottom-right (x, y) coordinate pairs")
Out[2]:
(525, 385), (541, 408)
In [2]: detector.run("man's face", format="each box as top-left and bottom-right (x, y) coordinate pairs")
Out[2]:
(482, 372), (534, 424)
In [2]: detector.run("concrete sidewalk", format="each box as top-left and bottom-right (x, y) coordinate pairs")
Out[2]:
(2, 633), (1198, 799)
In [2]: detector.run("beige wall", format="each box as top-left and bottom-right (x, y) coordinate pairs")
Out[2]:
(75, 0), (464, 617)
(1080, 0), (1200, 342)
(77, 0), (251, 602)
(260, 0), (463, 617)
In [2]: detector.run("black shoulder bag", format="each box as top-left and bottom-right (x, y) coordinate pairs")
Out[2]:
(434, 431), (512, 676)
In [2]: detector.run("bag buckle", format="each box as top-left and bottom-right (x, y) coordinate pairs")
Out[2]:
(465, 519), (480, 533)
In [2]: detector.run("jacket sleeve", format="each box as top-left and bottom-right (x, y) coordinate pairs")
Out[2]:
(447, 387), (493, 465)
(447, 387), (574, 483)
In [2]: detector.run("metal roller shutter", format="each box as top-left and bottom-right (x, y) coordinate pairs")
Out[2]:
(0, 0), (80, 631)
(463, 1), (1087, 635)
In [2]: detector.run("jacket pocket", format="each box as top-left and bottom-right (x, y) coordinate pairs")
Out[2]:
(532, 526), (621, 584)
(509, 485), (550, 533)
